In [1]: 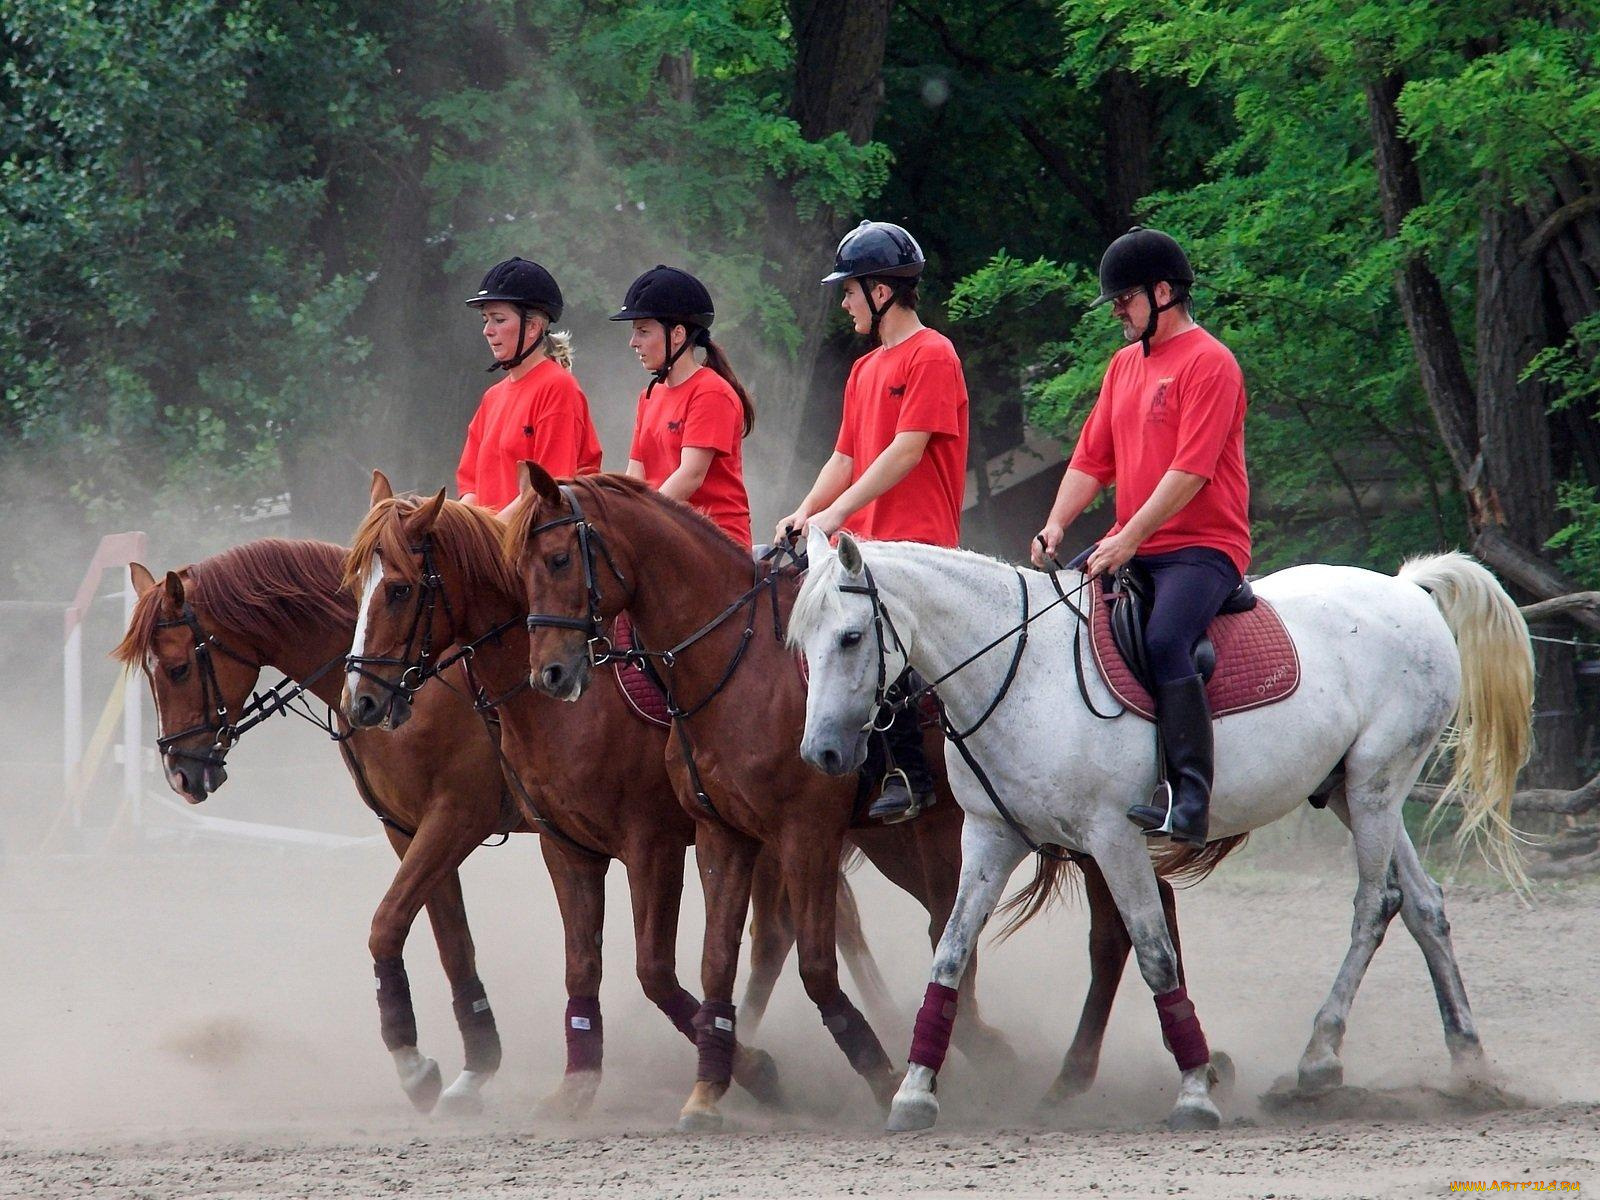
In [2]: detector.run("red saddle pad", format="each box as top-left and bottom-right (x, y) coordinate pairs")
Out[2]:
(1087, 576), (1300, 721)
(611, 612), (671, 728)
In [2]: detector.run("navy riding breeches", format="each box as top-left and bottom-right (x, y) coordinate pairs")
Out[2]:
(1135, 547), (1242, 685)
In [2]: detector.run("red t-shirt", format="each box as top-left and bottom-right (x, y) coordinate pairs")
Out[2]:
(1067, 326), (1251, 574)
(629, 367), (752, 547)
(834, 327), (969, 547)
(456, 358), (604, 510)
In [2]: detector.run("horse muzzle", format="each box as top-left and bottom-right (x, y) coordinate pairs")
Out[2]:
(801, 723), (869, 777)
(532, 653), (591, 703)
(165, 754), (228, 803)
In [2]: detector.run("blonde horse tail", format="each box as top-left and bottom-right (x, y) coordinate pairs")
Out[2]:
(1397, 551), (1535, 888)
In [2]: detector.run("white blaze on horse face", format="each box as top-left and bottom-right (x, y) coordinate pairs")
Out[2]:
(347, 555), (384, 695)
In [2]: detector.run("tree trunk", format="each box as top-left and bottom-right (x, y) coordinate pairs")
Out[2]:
(761, 0), (894, 512)
(1098, 69), (1157, 239)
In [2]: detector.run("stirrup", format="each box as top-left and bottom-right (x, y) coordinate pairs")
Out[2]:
(1127, 780), (1175, 838)
(870, 767), (927, 825)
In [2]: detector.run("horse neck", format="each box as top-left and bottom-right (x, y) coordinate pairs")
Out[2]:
(869, 545), (1048, 720)
(224, 607), (353, 709)
(609, 499), (762, 694)
(437, 555), (530, 698)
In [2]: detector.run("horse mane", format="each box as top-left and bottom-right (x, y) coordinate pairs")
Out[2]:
(503, 472), (745, 568)
(345, 494), (522, 603)
(114, 539), (352, 668)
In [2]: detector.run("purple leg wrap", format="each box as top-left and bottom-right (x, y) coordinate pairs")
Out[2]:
(819, 993), (892, 1075)
(692, 1000), (738, 1085)
(374, 957), (418, 1051)
(452, 976), (501, 1074)
(909, 982), (959, 1072)
(564, 996), (603, 1074)
(1153, 985), (1210, 1072)
(657, 987), (701, 1042)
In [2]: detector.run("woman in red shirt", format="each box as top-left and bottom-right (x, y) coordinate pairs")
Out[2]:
(457, 257), (604, 512)
(612, 266), (754, 548)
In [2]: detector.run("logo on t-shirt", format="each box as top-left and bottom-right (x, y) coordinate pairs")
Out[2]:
(888, 384), (906, 398)
(666, 419), (683, 433)
(523, 425), (534, 436)
(1147, 378), (1174, 426)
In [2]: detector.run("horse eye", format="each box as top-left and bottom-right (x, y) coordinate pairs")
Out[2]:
(840, 630), (864, 649)
(168, 663), (191, 683)
(551, 552), (571, 570)
(388, 583), (412, 603)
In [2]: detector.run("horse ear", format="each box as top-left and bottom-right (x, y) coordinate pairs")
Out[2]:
(837, 532), (864, 577)
(805, 523), (831, 564)
(369, 469), (394, 507)
(129, 562), (157, 595)
(414, 487), (447, 534)
(520, 460), (562, 508)
(163, 570), (186, 609)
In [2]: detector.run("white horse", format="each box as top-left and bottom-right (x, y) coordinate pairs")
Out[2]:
(789, 526), (1533, 1132)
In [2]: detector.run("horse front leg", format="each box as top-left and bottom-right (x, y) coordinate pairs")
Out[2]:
(419, 867), (502, 1117)
(888, 818), (1028, 1133)
(781, 826), (900, 1114)
(677, 821), (762, 1132)
(535, 837), (611, 1120)
(371, 818), (489, 1114)
(1090, 833), (1220, 1131)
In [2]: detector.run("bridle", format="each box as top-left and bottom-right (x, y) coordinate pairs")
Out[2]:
(522, 485), (631, 667)
(151, 603), (267, 773)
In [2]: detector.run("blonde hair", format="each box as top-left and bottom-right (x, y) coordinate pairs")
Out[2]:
(546, 328), (573, 369)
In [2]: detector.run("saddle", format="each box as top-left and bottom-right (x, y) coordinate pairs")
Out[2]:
(1090, 563), (1300, 721)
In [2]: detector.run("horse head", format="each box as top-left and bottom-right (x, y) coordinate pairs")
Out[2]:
(788, 527), (911, 776)
(506, 462), (635, 703)
(118, 562), (265, 802)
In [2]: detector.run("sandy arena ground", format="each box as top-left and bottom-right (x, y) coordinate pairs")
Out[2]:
(1, 738), (1596, 1198)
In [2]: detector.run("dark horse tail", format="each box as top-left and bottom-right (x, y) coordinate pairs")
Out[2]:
(992, 834), (1249, 942)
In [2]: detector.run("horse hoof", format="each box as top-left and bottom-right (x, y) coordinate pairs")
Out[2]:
(1167, 1101), (1221, 1132)
(676, 1108), (724, 1133)
(732, 1045), (786, 1108)
(885, 1093), (938, 1133)
(1297, 1057), (1343, 1094)
(437, 1088), (485, 1120)
(1208, 1050), (1236, 1103)
(402, 1057), (443, 1114)
(536, 1071), (600, 1121)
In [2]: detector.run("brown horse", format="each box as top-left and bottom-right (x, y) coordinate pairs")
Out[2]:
(341, 474), (898, 1117)
(116, 532), (877, 1118)
(505, 469), (1213, 1131)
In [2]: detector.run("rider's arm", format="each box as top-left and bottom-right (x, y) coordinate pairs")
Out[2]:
(659, 446), (716, 501)
(1118, 470), (1208, 544)
(817, 431), (931, 525)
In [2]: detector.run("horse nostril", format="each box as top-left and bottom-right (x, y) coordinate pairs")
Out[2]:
(821, 748), (842, 774)
(354, 693), (377, 723)
(541, 664), (566, 693)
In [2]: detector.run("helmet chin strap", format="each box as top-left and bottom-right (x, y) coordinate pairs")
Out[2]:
(487, 310), (546, 372)
(863, 278), (902, 342)
(1139, 283), (1185, 356)
(647, 321), (696, 395)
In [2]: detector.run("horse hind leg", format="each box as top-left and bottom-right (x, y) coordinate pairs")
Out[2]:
(1295, 764), (1414, 1094)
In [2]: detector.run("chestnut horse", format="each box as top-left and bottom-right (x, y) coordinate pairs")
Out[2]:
(506, 469), (1213, 1131)
(117, 534), (877, 1118)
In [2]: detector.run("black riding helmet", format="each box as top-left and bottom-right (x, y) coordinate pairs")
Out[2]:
(611, 265), (715, 391)
(466, 257), (564, 372)
(821, 220), (925, 338)
(1091, 227), (1194, 357)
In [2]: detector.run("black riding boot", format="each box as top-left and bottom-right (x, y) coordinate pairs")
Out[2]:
(870, 702), (937, 824)
(1127, 675), (1212, 846)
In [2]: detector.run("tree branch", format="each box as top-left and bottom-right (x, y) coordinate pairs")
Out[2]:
(1521, 192), (1600, 259)
(1519, 592), (1600, 624)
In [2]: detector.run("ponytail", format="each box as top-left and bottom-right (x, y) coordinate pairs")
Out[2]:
(696, 328), (756, 437)
(546, 328), (574, 369)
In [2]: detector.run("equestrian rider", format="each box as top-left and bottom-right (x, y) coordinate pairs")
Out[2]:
(457, 257), (604, 510)
(1032, 227), (1251, 846)
(778, 221), (971, 823)
(614, 265), (755, 548)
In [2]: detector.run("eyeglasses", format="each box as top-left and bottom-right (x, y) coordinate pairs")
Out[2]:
(1110, 287), (1145, 310)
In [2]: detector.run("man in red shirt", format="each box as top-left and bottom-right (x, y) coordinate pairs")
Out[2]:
(1033, 228), (1250, 846)
(778, 220), (970, 822)
(457, 257), (603, 512)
